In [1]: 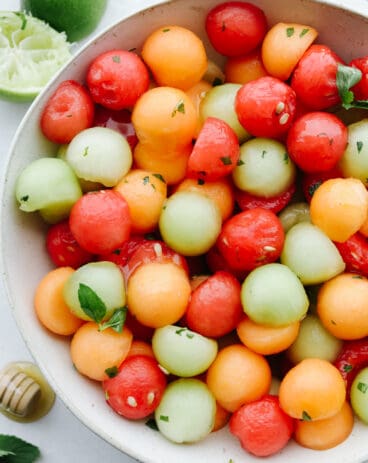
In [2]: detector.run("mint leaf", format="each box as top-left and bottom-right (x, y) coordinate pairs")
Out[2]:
(78, 283), (106, 323)
(220, 156), (232, 165)
(99, 307), (127, 333)
(145, 418), (159, 430)
(299, 28), (309, 37)
(171, 99), (185, 117)
(336, 64), (368, 109)
(0, 435), (40, 463)
(212, 77), (223, 86)
(105, 366), (119, 378)
(358, 382), (368, 393)
(0, 450), (16, 457)
(152, 173), (166, 183)
(336, 64), (362, 107)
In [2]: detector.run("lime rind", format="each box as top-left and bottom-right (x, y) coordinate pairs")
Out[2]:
(0, 11), (71, 102)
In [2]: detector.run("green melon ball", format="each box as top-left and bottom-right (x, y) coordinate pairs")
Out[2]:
(199, 83), (250, 142)
(63, 261), (126, 322)
(159, 191), (222, 256)
(241, 263), (309, 326)
(287, 314), (343, 364)
(232, 137), (296, 197)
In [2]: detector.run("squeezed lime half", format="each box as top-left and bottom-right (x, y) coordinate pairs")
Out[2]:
(0, 11), (71, 102)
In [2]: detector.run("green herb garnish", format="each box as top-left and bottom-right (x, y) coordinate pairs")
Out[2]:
(336, 64), (368, 109)
(299, 28), (310, 37)
(153, 173), (166, 183)
(144, 232), (156, 240)
(302, 410), (312, 421)
(308, 181), (322, 198)
(78, 283), (106, 323)
(0, 435), (40, 463)
(220, 156), (232, 165)
(145, 418), (159, 430)
(160, 415), (169, 422)
(212, 77), (223, 86)
(105, 366), (119, 378)
(171, 99), (185, 117)
(358, 382), (368, 393)
(286, 27), (295, 37)
(175, 328), (186, 335)
(357, 141), (364, 153)
(112, 55), (121, 63)
(99, 307), (128, 333)
(343, 364), (353, 373)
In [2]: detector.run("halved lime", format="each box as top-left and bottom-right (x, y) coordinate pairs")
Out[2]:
(0, 11), (71, 102)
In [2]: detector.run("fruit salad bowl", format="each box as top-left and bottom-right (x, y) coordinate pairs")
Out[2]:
(2, 0), (368, 462)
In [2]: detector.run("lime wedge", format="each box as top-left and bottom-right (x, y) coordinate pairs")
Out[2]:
(0, 11), (71, 102)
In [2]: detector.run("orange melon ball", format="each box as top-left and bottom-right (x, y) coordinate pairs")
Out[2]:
(70, 322), (133, 381)
(212, 402), (231, 432)
(141, 25), (207, 90)
(186, 80), (213, 136)
(279, 358), (346, 421)
(127, 262), (191, 328)
(224, 49), (268, 84)
(34, 267), (83, 336)
(114, 169), (167, 233)
(317, 272), (368, 340)
(310, 177), (368, 242)
(294, 401), (354, 450)
(206, 344), (271, 412)
(132, 86), (198, 147)
(237, 317), (300, 355)
(126, 340), (155, 359)
(133, 142), (191, 185)
(261, 23), (318, 81)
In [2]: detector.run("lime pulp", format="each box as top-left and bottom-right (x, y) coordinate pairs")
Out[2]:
(0, 11), (71, 102)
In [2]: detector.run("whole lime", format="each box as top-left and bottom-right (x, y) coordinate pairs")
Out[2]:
(21, 0), (107, 42)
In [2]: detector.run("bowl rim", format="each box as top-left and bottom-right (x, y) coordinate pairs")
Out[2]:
(2, 0), (368, 462)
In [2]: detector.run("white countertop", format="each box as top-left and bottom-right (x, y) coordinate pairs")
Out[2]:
(1, 1), (368, 462)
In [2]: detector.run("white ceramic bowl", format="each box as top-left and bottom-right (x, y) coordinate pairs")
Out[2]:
(2, 1), (368, 462)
